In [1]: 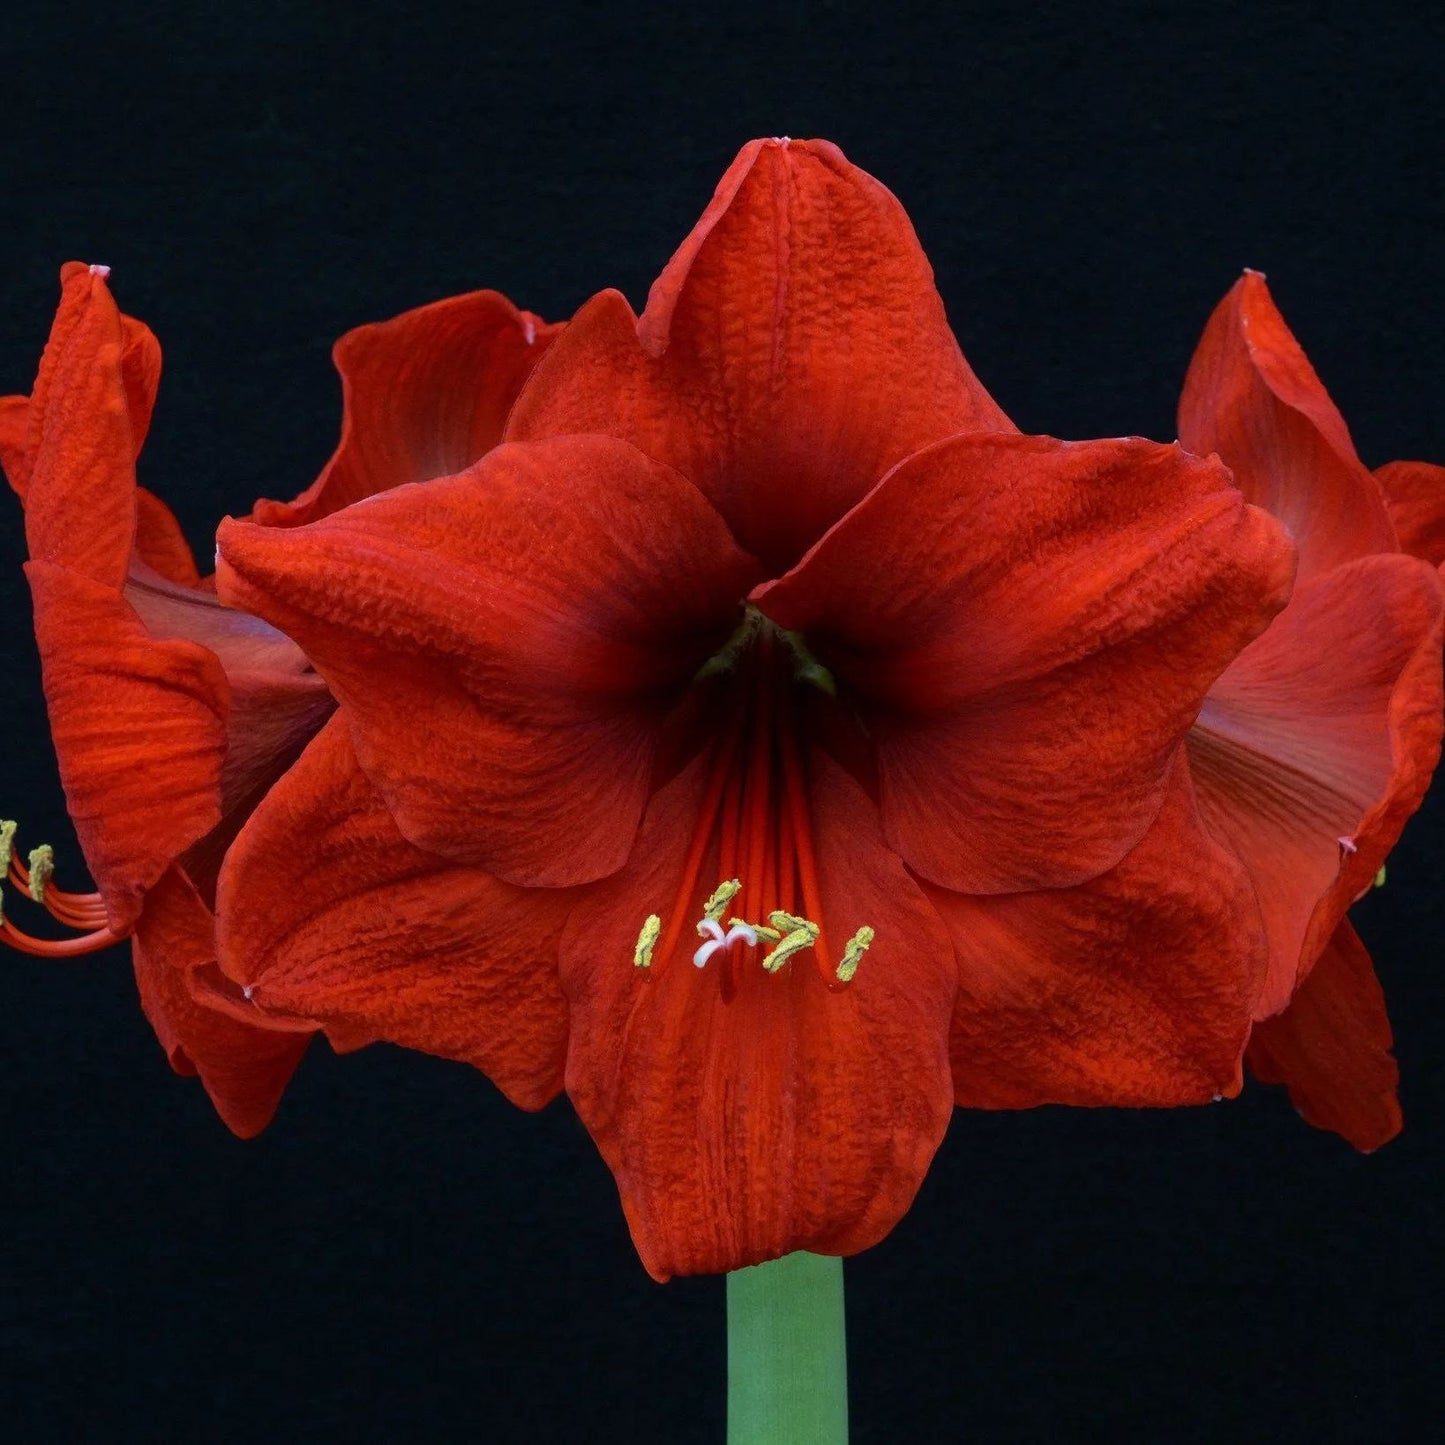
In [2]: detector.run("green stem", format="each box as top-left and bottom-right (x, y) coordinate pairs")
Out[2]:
(726, 1251), (848, 1445)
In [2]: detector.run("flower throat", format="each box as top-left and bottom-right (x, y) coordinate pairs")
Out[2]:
(633, 611), (873, 996)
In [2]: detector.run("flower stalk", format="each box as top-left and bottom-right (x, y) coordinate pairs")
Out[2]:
(726, 1251), (848, 1445)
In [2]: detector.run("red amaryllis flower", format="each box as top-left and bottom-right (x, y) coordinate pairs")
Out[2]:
(212, 139), (1295, 1279)
(1178, 271), (1445, 1150)
(0, 264), (328, 1134)
(1, 264), (557, 1135)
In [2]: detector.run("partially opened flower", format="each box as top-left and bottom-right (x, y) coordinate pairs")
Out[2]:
(1177, 271), (1445, 1150)
(1, 265), (558, 1134)
(214, 138), (1295, 1278)
(0, 264), (328, 1133)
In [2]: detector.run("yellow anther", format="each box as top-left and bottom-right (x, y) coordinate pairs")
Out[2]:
(1375, 865), (1387, 889)
(634, 914), (662, 970)
(701, 879), (742, 924)
(835, 926), (875, 983)
(733, 917), (781, 943)
(0, 819), (15, 876)
(762, 922), (820, 974)
(767, 909), (812, 935)
(28, 844), (54, 904)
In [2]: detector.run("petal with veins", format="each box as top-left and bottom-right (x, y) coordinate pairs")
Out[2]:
(509, 137), (1011, 573)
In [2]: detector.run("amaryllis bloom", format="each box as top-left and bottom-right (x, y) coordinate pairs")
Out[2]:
(1177, 271), (1445, 1150)
(213, 138), (1294, 1278)
(1, 264), (556, 1134)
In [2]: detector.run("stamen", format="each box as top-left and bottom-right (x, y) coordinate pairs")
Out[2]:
(835, 926), (875, 983)
(701, 879), (741, 923)
(648, 710), (747, 977)
(761, 921), (819, 974)
(1, 821), (115, 955)
(775, 686), (831, 979)
(632, 618), (874, 988)
(27, 844), (54, 904)
(634, 914), (662, 970)
(1374, 865), (1387, 888)
(1, 917), (120, 957)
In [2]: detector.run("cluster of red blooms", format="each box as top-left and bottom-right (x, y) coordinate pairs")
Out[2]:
(3, 140), (1443, 1280)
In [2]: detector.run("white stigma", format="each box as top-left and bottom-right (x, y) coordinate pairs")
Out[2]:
(88, 263), (111, 278)
(692, 916), (759, 968)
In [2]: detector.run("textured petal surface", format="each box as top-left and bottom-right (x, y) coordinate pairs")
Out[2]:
(1246, 919), (1400, 1151)
(133, 488), (203, 586)
(1178, 271), (1396, 584)
(757, 432), (1295, 894)
(251, 289), (558, 528)
(0, 394), (27, 496)
(216, 716), (572, 1109)
(1188, 552), (1444, 1016)
(132, 866), (312, 1139)
(559, 749), (956, 1280)
(217, 436), (761, 886)
(509, 137), (1010, 572)
(1376, 460), (1445, 569)
(26, 562), (229, 932)
(23, 264), (140, 589)
(939, 754), (1262, 1107)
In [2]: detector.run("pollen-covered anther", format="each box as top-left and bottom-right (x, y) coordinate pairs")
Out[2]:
(634, 913), (662, 970)
(835, 926), (875, 983)
(761, 920), (820, 974)
(700, 878), (742, 923)
(27, 845), (55, 904)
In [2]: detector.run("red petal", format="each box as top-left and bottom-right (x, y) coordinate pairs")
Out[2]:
(1189, 552), (1444, 1016)
(0, 394), (27, 498)
(757, 432), (1295, 894)
(215, 715), (572, 1109)
(1376, 460), (1445, 569)
(132, 866), (311, 1139)
(1246, 919), (1401, 1151)
(1178, 271), (1396, 584)
(559, 748), (955, 1280)
(133, 489), (203, 587)
(25, 561), (229, 932)
(23, 264), (140, 589)
(939, 753), (1262, 1107)
(4, 281), (159, 505)
(250, 290), (558, 528)
(509, 138), (1010, 572)
(217, 435), (760, 887)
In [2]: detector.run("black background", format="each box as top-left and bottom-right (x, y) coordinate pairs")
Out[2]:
(3, 3), (1443, 1441)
